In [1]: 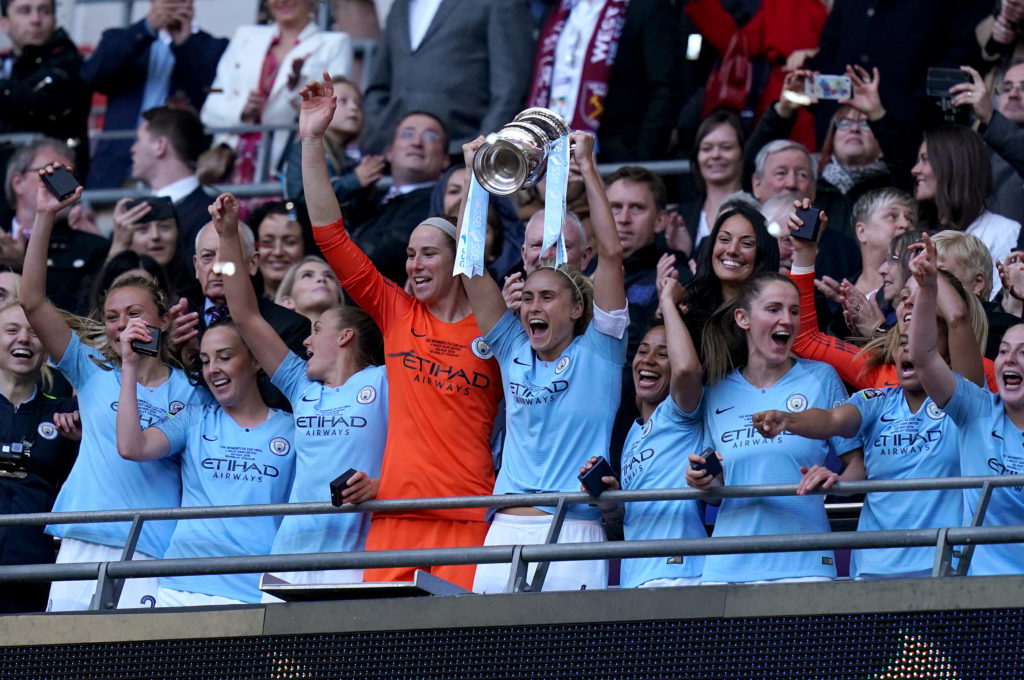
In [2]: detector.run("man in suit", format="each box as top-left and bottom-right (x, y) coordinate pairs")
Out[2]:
(349, 111), (450, 286)
(361, 0), (534, 155)
(81, 0), (227, 189)
(130, 106), (214, 261)
(179, 220), (310, 361)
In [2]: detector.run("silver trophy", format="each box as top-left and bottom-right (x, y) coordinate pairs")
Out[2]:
(473, 108), (571, 196)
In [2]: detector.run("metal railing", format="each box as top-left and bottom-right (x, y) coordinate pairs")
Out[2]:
(0, 475), (1021, 610)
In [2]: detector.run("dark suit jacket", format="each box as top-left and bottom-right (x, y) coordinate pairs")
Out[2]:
(598, 0), (683, 162)
(361, 0), (535, 154)
(188, 292), (310, 361)
(350, 186), (434, 287)
(82, 19), (227, 188)
(174, 184), (217, 262)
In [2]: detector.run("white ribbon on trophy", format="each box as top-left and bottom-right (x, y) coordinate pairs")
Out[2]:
(453, 172), (489, 278)
(541, 134), (569, 266)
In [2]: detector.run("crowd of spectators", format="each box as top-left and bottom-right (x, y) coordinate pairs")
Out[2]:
(2, 0), (1024, 611)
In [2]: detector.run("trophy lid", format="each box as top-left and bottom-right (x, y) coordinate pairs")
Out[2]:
(513, 108), (570, 141)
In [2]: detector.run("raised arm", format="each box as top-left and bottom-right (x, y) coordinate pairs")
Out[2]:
(212, 193), (289, 376)
(454, 138), (508, 335)
(907, 234), (959, 408)
(115, 320), (172, 461)
(20, 165), (81, 363)
(299, 73), (343, 227)
(935, 270), (986, 388)
(660, 278), (702, 413)
(575, 132), (625, 312)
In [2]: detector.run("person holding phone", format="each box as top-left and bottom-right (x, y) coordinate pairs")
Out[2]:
(21, 164), (207, 611)
(906, 234), (1024, 576)
(456, 133), (628, 593)
(115, 314), (295, 606)
(582, 278), (709, 587)
(686, 271), (860, 583)
(212, 192), (387, 590)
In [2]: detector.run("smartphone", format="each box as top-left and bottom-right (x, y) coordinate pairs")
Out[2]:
(579, 456), (616, 497)
(804, 74), (852, 100)
(691, 446), (723, 478)
(792, 206), (823, 242)
(41, 165), (80, 201)
(329, 468), (358, 507)
(131, 325), (162, 357)
(926, 67), (970, 98)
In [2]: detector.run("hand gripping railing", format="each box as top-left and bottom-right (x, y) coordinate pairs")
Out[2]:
(0, 475), (1020, 609)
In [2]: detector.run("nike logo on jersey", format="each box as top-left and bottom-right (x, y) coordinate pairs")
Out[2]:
(411, 328), (426, 337)
(202, 434), (219, 441)
(513, 357), (530, 366)
(715, 407), (734, 414)
(992, 430), (1004, 440)
(301, 395), (319, 402)
(881, 415), (896, 422)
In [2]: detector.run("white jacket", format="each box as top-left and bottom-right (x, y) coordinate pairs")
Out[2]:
(201, 22), (353, 173)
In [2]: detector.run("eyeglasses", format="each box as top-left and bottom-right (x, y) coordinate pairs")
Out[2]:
(998, 81), (1024, 95)
(835, 118), (871, 131)
(397, 128), (442, 145)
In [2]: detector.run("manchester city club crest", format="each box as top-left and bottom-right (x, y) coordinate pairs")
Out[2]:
(169, 401), (185, 414)
(926, 402), (946, 420)
(471, 336), (493, 360)
(642, 419), (653, 438)
(269, 437), (291, 456)
(37, 422), (58, 440)
(555, 356), (571, 374)
(357, 386), (376, 404)
(786, 394), (808, 412)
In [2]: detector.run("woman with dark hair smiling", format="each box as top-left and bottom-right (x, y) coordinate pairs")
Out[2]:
(912, 125), (1021, 297)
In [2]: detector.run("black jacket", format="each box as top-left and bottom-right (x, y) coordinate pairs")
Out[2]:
(598, 0), (684, 162)
(350, 186), (434, 287)
(0, 388), (78, 613)
(0, 28), (91, 175)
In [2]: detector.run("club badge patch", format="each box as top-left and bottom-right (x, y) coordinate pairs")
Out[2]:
(357, 386), (376, 404)
(555, 356), (571, 374)
(37, 422), (58, 440)
(269, 437), (291, 456)
(786, 394), (808, 412)
(471, 337), (493, 360)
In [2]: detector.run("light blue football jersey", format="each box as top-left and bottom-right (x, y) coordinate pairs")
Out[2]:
(619, 396), (708, 587)
(485, 311), (626, 520)
(847, 386), (962, 578)
(270, 353), (387, 557)
(154, 405), (295, 602)
(702, 359), (856, 583)
(46, 333), (207, 558)
(943, 376), (1024, 576)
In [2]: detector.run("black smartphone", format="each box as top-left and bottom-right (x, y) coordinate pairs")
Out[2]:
(691, 446), (723, 478)
(41, 165), (80, 201)
(130, 325), (161, 357)
(579, 456), (616, 498)
(792, 206), (822, 242)
(329, 468), (358, 507)
(926, 67), (970, 98)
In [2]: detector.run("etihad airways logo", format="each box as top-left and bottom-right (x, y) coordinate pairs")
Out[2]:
(388, 349), (491, 394)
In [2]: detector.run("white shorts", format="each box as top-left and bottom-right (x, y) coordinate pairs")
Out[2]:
(46, 538), (159, 612)
(259, 568), (363, 603)
(156, 586), (245, 608)
(472, 512), (608, 594)
(638, 576), (701, 588)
